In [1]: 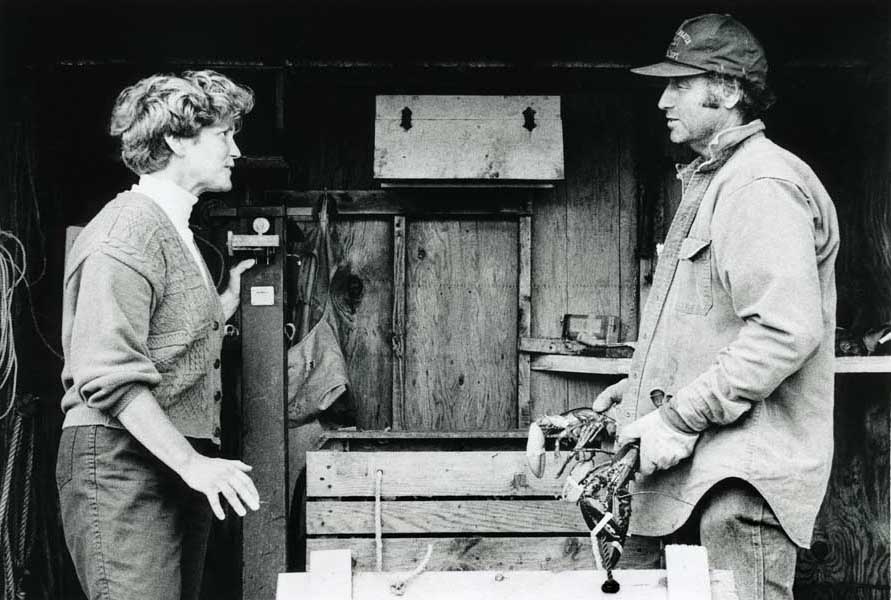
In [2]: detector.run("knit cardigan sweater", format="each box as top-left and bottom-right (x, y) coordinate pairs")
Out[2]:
(60, 191), (226, 443)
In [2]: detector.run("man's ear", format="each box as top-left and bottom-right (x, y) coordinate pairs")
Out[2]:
(164, 135), (188, 157)
(722, 80), (743, 110)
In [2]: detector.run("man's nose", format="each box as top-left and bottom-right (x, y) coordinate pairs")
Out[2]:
(657, 85), (673, 111)
(230, 139), (241, 159)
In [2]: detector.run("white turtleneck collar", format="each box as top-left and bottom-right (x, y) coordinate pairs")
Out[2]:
(132, 173), (199, 235)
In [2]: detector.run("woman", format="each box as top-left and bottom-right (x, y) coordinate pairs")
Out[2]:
(57, 70), (260, 600)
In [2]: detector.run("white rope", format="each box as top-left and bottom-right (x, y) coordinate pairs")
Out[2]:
(0, 231), (26, 420)
(375, 469), (383, 572)
(389, 543), (433, 596)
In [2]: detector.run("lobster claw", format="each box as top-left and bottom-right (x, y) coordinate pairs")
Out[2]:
(526, 422), (547, 478)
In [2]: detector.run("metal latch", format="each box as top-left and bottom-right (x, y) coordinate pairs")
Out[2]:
(226, 217), (280, 264)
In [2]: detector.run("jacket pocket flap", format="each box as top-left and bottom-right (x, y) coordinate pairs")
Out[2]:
(679, 237), (711, 260)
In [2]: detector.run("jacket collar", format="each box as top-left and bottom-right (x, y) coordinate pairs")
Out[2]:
(677, 119), (766, 179)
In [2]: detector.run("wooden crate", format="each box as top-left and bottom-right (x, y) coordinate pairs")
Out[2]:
(305, 448), (661, 571)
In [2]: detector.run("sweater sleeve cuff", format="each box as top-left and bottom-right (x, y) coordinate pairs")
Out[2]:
(107, 385), (155, 418)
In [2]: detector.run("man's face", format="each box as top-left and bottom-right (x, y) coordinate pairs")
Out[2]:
(657, 75), (731, 156)
(180, 121), (241, 195)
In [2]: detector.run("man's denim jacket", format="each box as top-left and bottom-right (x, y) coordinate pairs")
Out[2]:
(623, 120), (839, 547)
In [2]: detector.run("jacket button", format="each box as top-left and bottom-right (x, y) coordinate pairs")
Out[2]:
(214, 359), (221, 369)
(213, 427), (221, 438)
(214, 391), (222, 401)
(212, 321), (220, 330)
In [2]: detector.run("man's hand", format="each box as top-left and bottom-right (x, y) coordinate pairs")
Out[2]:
(180, 454), (261, 520)
(220, 258), (256, 319)
(618, 410), (699, 477)
(592, 378), (629, 413)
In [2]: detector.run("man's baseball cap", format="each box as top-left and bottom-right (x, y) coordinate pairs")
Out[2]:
(631, 14), (768, 85)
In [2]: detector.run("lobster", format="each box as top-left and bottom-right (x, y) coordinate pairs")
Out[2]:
(525, 408), (639, 581)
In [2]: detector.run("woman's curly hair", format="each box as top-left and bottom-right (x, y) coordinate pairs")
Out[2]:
(109, 69), (254, 175)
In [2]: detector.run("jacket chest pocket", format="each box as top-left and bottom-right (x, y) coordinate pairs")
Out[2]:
(674, 236), (713, 315)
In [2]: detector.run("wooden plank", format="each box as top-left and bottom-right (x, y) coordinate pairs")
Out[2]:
(307, 536), (662, 572)
(834, 356), (891, 373)
(391, 216), (406, 429)
(306, 500), (588, 534)
(307, 451), (565, 497)
(267, 189), (531, 216)
(518, 213), (532, 427)
(349, 569), (738, 600)
(527, 355), (891, 375)
(617, 92), (640, 341)
(240, 217), (288, 599)
(332, 219), (393, 429)
(320, 430), (528, 441)
(531, 355), (631, 375)
(520, 337), (635, 357)
(404, 219), (517, 430)
(666, 544), (711, 600)
(374, 96), (563, 181)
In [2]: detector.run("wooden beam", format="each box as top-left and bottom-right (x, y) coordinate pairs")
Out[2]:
(391, 215), (406, 429)
(518, 214), (532, 427)
(266, 190), (532, 217)
(530, 355), (632, 375)
(239, 216), (288, 599)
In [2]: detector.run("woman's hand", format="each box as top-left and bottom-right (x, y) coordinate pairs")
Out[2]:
(220, 258), (256, 319)
(180, 453), (261, 520)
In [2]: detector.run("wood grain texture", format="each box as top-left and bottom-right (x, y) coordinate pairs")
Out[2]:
(306, 536), (662, 572)
(306, 500), (589, 534)
(307, 451), (566, 497)
(796, 375), (890, 593)
(530, 92), (640, 418)
(330, 219), (393, 429)
(240, 218), (288, 598)
(518, 214), (533, 427)
(404, 219), (517, 430)
(391, 216), (407, 429)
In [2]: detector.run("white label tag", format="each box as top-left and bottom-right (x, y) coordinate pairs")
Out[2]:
(250, 286), (275, 306)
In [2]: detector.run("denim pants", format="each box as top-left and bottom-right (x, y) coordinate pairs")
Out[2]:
(56, 426), (215, 600)
(669, 478), (798, 600)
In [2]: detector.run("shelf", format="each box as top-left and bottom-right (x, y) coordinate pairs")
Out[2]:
(530, 355), (891, 375)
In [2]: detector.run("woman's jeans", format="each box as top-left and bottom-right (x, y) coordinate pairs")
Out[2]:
(56, 426), (215, 600)
(669, 478), (799, 600)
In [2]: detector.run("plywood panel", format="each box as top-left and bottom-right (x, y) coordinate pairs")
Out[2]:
(796, 375), (890, 591)
(307, 536), (662, 572)
(331, 219), (394, 429)
(404, 219), (517, 430)
(307, 500), (588, 534)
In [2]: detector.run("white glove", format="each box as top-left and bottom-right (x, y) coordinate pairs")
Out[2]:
(618, 410), (699, 477)
(592, 378), (629, 413)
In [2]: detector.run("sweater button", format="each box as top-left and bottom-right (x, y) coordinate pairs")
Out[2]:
(214, 391), (222, 401)
(214, 359), (221, 369)
(212, 321), (220, 330)
(213, 427), (221, 438)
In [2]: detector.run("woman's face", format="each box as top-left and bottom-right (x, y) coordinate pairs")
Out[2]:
(179, 121), (241, 196)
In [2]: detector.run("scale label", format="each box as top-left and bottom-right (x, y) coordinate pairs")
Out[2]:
(250, 286), (275, 306)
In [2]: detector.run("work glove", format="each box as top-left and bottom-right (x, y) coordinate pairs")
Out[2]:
(618, 410), (699, 477)
(592, 378), (629, 413)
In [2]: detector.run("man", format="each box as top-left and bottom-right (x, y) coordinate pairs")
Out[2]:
(593, 14), (839, 600)
(57, 70), (260, 600)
